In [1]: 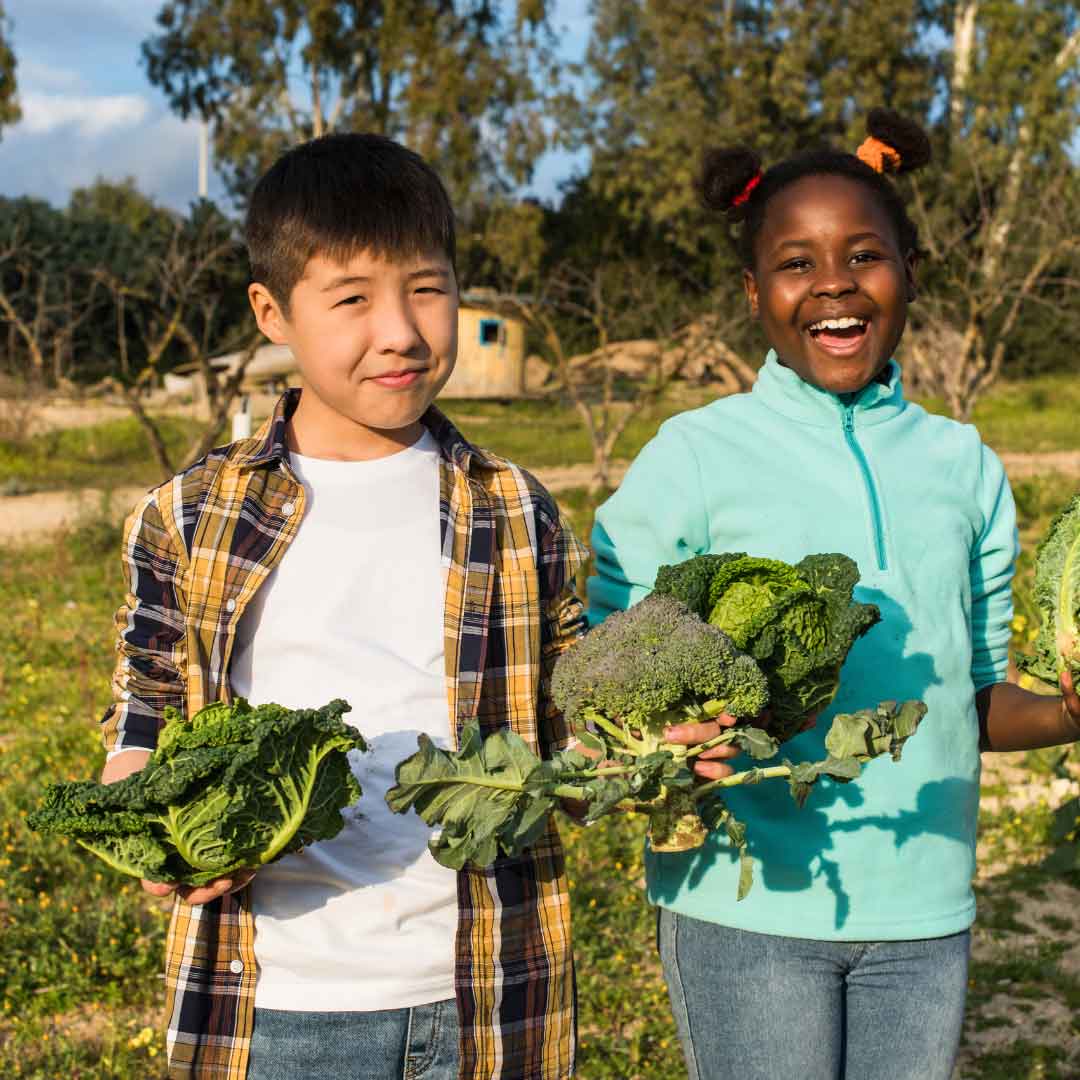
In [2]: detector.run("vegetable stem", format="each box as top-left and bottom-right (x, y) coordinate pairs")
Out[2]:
(692, 765), (793, 800)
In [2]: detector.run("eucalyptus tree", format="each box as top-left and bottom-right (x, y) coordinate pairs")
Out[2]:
(141, 0), (561, 209)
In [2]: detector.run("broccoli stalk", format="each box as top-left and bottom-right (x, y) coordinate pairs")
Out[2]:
(387, 700), (927, 897)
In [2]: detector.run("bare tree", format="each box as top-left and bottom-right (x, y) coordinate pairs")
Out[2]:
(904, 14), (1080, 420)
(0, 223), (104, 387)
(95, 212), (260, 479)
(496, 261), (749, 493)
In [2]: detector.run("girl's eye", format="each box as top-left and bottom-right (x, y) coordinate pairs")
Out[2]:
(415, 286), (445, 296)
(851, 251), (882, 265)
(780, 258), (811, 272)
(335, 295), (365, 307)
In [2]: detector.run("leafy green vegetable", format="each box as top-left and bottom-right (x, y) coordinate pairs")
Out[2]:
(28, 698), (365, 885)
(1017, 493), (1080, 686)
(387, 701), (926, 898)
(653, 552), (881, 741)
(547, 592), (769, 847)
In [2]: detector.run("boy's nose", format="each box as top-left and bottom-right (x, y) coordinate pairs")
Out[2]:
(372, 298), (424, 355)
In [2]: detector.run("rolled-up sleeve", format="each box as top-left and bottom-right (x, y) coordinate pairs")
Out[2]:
(536, 502), (589, 758)
(970, 446), (1018, 691)
(100, 486), (188, 755)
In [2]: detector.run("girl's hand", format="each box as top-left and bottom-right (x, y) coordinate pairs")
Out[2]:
(664, 712), (741, 781)
(1061, 670), (1080, 735)
(141, 870), (256, 906)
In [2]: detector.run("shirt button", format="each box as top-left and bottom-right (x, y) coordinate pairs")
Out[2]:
(282, 501), (296, 517)
(229, 959), (244, 975)
(225, 598), (236, 613)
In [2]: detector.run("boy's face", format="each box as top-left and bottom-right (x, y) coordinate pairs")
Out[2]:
(249, 247), (458, 453)
(743, 174), (917, 396)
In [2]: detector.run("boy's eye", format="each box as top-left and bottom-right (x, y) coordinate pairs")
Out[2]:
(851, 251), (882, 265)
(335, 295), (365, 307)
(779, 258), (811, 272)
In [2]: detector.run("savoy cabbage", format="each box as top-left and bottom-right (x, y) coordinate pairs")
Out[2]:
(29, 698), (365, 885)
(1018, 493), (1080, 685)
(653, 552), (881, 741)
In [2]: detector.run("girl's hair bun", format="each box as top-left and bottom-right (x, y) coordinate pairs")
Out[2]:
(865, 108), (932, 173)
(697, 147), (763, 214)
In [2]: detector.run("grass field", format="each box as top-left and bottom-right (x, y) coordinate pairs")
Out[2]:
(1, 381), (1079, 1078)
(2, 370), (1079, 496)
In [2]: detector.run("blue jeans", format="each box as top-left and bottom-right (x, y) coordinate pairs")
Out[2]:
(247, 998), (459, 1080)
(658, 908), (969, 1080)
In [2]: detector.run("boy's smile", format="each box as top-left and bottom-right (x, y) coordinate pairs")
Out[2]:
(249, 248), (458, 459)
(743, 174), (917, 395)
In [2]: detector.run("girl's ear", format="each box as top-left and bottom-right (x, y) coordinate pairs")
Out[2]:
(904, 249), (919, 303)
(742, 268), (760, 318)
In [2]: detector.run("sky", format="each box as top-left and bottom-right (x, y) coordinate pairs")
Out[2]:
(0, 0), (591, 213)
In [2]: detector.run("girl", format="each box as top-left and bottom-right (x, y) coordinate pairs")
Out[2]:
(587, 111), (1080, 1080)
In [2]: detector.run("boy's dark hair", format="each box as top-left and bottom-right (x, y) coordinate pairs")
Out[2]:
(246, 132), (457, 311)
(697, 110), (931, 268)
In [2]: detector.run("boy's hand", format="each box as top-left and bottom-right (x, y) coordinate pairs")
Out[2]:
(141, 870), (256, 906)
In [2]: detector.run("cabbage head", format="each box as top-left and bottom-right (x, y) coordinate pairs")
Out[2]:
(1018, 493), (1080, 686)
(654, 552), (880, 742)
(28, 698), (365, 885)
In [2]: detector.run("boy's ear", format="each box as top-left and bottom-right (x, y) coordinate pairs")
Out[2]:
(904, 249), (919, 303)
(742, 269), (760, 318)
(248, 282), (290, 344)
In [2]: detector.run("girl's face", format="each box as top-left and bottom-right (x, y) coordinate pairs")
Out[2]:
(743, 174), (917, 395)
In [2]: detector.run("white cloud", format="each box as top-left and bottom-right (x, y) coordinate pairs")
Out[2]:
(0, 103), (225, 211)
(17, 58), (85, 92)
(18, 91), (151, 138)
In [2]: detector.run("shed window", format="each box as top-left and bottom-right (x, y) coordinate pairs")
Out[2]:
(478, 318), (503, 346)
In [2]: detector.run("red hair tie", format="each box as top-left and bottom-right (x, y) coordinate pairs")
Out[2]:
(732, 171), (762, 207)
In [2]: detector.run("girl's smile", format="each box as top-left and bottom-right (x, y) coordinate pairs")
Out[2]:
(743, 174), (917, 395)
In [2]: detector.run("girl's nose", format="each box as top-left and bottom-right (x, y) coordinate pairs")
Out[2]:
(810, 262), (857, 298)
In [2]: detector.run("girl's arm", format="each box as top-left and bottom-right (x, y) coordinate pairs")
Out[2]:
(977, 673), (1080, 752)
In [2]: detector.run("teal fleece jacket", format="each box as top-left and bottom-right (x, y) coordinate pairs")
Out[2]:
(588, 352), (1018, 940)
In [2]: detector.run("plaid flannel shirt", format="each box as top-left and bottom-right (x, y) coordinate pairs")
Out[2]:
(101, 389), (588, 1080)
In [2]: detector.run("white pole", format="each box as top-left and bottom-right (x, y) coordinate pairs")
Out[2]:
(198, 119), (210, 199)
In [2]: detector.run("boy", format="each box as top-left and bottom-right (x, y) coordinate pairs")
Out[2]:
(99, 133), (587, 1080)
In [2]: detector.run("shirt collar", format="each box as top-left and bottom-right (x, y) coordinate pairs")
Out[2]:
(233, 387), (501, 476)
(750, 349), (907, 428)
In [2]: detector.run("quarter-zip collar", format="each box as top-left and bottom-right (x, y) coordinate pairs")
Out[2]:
(751, 349), (907, 428)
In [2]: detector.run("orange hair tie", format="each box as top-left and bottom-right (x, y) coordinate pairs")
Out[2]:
(856, 136), (902, 174)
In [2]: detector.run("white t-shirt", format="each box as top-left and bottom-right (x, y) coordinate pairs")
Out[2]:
(229, 431), (458, 1012)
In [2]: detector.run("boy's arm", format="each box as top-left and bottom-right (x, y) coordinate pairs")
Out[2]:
(100, 489), (188, 760)
(536, 504), (589, 759)
(98, 491), (252, 904)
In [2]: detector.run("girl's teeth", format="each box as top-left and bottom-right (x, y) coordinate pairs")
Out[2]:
(810, 317), (867, 331)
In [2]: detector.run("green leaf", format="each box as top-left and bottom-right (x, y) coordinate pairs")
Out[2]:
(728, 726), (780, 760)
(387, 723), (558, 869)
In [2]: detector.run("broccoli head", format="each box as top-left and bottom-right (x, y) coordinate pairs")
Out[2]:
(551, 593), (770, 754)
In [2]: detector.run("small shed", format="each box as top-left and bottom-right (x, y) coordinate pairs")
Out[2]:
(440, 289), (526, 399)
